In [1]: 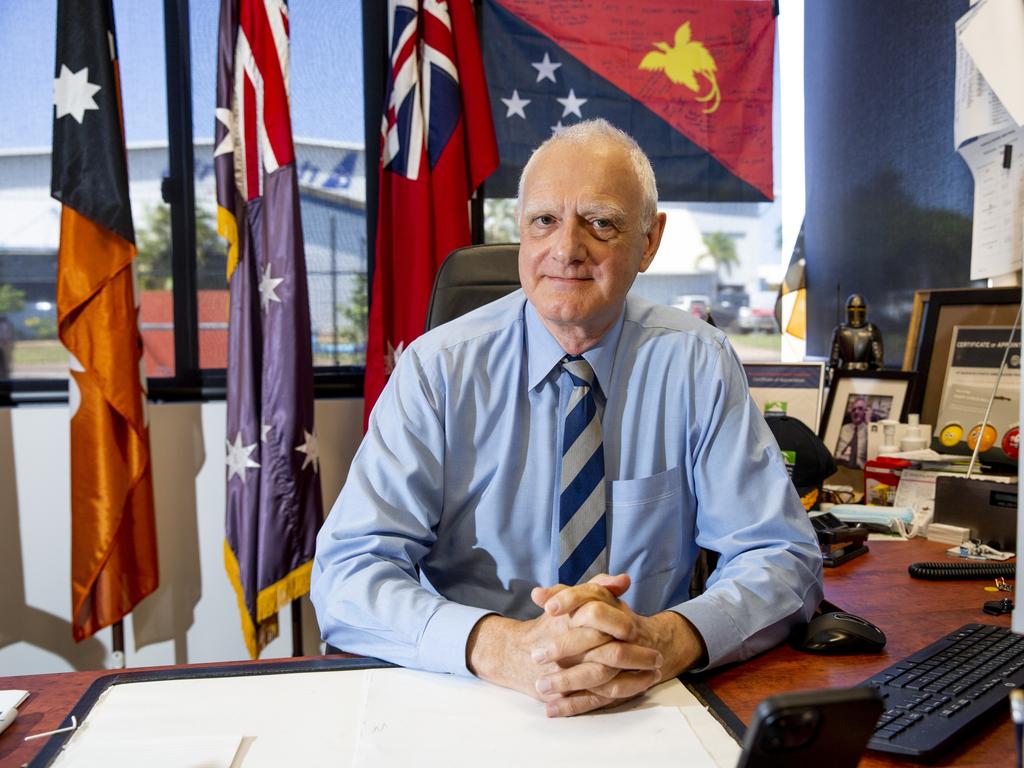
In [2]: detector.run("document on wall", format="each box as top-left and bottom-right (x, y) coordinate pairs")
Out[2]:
(954, 1), (1015, 149)
(957, 127), (1024, 280)
(958, 0), (1024, 128)
(350, 668), (735, 768)
(933, 325), (1021, 464)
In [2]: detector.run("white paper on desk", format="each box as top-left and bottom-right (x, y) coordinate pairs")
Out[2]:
(954, 2), (1015, 148)
(959, 0), (1024, 127)
(55, 734), (242, 768)
(958, 126), (1024, 280)
(352, 669), (720, 768)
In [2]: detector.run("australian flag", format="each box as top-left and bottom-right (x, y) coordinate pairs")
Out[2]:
(216, 0), (323, 659)
(482, 0), (776, 201)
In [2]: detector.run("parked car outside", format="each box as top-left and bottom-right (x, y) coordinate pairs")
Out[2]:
(711, 285), (749, 331)
(671, 294), (712, 320)
(737, 291), (779, 333)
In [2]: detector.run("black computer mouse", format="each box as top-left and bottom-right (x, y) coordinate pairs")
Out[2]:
(795, 611), (886, 654)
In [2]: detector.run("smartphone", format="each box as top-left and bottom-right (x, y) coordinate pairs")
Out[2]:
(736, 687), (883, 768)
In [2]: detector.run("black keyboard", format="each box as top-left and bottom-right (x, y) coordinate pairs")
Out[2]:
(858, 623), (1024, 759)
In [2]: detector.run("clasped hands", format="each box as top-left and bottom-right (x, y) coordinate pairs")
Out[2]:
(467, 573), (702, 718)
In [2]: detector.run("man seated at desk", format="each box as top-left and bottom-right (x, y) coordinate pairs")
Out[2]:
(312, 119), (823, 717)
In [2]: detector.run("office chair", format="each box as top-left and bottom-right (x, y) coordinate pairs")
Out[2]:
(423, 243), (521, 331)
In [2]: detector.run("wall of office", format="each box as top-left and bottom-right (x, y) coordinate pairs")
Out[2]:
(0, 398), (364, 677)
(803, 0), (978, 365)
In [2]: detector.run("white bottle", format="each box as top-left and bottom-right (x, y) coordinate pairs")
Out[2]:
(878, 419), (900, 455)
(900, 414), (929, 452)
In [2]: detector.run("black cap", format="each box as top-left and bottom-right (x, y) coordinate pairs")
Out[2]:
(765, 415), (837, 510)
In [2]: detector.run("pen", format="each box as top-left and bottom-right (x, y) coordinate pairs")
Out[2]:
(0, 706), (17, 738)
(1012, 689), (1024, 768)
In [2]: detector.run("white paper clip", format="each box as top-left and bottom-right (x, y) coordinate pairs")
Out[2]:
(24, 714), (77, 741)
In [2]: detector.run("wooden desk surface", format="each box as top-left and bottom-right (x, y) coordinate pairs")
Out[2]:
(705, 538), (1014, 767)
(0, 539), (1015, 768)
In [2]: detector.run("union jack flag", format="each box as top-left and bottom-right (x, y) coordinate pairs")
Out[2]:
(215, 0), (322, 659)
(382, 0), (464, 180)
(364, 0), (498, 419)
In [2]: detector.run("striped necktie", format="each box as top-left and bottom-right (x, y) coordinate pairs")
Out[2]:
(558, 355), (608, 585)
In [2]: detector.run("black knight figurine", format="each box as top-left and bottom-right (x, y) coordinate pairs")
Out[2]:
(827, 294), (883, 384)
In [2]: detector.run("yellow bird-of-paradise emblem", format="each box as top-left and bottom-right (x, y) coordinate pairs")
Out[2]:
(639, 21), (721, 114)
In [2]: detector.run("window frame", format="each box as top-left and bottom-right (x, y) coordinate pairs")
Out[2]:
(2, 0), (385, 406)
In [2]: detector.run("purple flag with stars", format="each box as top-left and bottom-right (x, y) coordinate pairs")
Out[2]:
(216, 0), (323, 659)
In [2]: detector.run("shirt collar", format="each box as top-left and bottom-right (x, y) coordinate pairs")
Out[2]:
(524, 301), (625, 393)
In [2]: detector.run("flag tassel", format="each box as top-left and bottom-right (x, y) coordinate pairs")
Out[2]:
(223, 540), (312, 659)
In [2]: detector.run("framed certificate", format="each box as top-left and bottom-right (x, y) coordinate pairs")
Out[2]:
(742, 362), (825, 432)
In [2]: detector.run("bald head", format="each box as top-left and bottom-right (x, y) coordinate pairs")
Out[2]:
(516, 119), (659, 233)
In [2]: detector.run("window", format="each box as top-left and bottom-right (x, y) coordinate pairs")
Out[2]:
(189, 0), (368, 376)
(0, 0), (369, 401)
(0, 0), (173, 385)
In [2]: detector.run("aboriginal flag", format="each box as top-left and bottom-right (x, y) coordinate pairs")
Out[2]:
(51, 0), (158, 641)
(483, 0), (775, 201)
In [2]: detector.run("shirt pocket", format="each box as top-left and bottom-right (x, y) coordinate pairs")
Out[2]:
(607, 466), (686, 580)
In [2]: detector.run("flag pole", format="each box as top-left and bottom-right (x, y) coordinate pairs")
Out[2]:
(290, 599), (303, 657)
(111, 619), (126, 669)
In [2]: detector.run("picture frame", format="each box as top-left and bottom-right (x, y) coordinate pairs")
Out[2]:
(904, 287), (1021, 427)
(742, 362), (825, 431)
(819, 370), (916, 471)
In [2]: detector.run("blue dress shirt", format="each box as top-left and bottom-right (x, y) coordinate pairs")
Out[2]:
(311, 291), (823, 676)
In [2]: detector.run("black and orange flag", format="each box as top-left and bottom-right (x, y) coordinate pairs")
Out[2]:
(51, 0), (158, 642)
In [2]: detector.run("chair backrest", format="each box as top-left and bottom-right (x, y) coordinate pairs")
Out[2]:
(424, 244), (521, 331)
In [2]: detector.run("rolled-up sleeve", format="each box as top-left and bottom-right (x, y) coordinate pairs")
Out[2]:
(670, 339), (824, 669)
(310, 349), (490, 676)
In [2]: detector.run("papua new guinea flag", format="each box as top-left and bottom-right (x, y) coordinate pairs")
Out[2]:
(482, 0), (775, 201)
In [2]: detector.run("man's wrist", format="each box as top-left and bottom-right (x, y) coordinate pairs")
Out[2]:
(646, 610), (707, 680)
(466, 614), (517, 685)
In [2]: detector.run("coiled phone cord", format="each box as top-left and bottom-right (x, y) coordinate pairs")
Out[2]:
(908, 561), (1015, 580)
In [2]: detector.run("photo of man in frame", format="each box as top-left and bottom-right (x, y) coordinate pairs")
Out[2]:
(834, 393), (892, 469)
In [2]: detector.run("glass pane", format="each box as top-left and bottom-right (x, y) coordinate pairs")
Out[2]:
(0, 3), (61, 380)
(0, 1), (170, 381)
(190, 0), (367, 370)
(116, 0), (173, 378)
(644, 200), (783, 363)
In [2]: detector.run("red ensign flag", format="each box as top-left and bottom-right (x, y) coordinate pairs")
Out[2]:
(364, 0), (498, 421)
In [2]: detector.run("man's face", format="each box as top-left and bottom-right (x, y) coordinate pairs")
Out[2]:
(850, 399), (869, 424)
(517, 140), (665, 345)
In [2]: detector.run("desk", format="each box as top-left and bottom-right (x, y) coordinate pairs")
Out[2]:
(0, 539), (1014, 768)
(704, 538), (1013, 767)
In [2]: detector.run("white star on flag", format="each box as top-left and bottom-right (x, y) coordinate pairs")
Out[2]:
(261, 422), (272, 443)
(531, 53), (562, 83)
(258, 263), (284, 312)
(295, 429), (320, 474)
(53, 65), (101, 124)
(214, 108), (235, 158)
(501, 89), (530, 119)
(225, 432), (260, 482)
(557, 89), (587, 118)
(385, 340), (405, 374)
(551, 120), (566, 135)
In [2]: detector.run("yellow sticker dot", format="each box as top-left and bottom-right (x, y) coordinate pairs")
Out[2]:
(939, 423), (963, 447)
